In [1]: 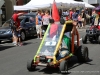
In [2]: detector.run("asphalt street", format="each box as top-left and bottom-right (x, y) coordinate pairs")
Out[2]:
(0, 29), (100, 75)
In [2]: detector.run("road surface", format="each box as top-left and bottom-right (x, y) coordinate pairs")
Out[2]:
(0, 30), (100, 75)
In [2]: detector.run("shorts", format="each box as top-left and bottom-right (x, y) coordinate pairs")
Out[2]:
(36, 25), (42, 34)
(13, 31), (21, 37)
(78, 21), (82, 26)
(42, 25), (48, 31)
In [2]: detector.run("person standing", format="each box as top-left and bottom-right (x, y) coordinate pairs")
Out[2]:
(91, 10), (96, 25)
(81, 10), (86, 28)
(69, 8), (73, 20)
(78, 14), (82, 28)
(42, 10), (51, 31)
(36, 10), (42, 39)
(12, 11), (23, 46)
(72, 9), (78, 21)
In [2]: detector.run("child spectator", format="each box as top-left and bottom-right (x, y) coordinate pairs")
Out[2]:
(78, 14), (82, 28)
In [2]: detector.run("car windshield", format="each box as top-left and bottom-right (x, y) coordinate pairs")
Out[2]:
(2, 20), (11, 27)
(37, 24), (63, 57)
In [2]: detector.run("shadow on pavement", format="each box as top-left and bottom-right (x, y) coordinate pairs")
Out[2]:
(0, 45), (14, 51)
(0, 41), (37, 51)
(23, 41), (38, 46)
(0, 35), (37, 44)
(87, 41), (98, 44)
(38, 67), (60, 74)
(26, 36), (37, 41)
(1, 40), (12, 44)
(68, 58), (93, 70)
(37, 56), (93, 74)
(23, 42), (33, 45)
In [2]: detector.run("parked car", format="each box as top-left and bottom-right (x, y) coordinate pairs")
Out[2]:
(0, 13), (37, 43)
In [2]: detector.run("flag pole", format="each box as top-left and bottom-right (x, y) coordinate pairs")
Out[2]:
(50, 3), (52, 16)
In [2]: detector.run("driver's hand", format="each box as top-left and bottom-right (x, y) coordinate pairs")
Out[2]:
(73, 20), (77, 26)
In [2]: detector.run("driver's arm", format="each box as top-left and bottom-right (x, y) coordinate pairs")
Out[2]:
(71, 20), (77, 35)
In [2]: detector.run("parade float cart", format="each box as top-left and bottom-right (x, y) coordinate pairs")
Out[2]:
(27, 21), (89, 74)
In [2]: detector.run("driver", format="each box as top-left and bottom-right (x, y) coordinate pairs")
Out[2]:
(62, 29), (71, 52)
(60, 19), (77, 52)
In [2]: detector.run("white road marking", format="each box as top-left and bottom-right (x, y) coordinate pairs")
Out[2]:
(74, 38), (82, 42)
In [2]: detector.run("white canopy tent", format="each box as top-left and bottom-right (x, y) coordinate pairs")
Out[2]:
(13, 6), (35, 10)
(75, 1), (95, 8)
(84, 2), (95, 8)
(70, 0), (95, 8)
(14, 0), (85, 10)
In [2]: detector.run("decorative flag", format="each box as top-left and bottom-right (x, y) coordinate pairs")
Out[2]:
(52, 0), (60, 22)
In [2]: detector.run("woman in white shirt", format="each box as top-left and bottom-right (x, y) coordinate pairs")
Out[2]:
(42, 10), (51, 31)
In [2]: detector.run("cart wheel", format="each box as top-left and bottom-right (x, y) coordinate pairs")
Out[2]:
(27, 59), (36, 71)
(82, 34), (87, 44)
(76, 45), (89, 62)
(98, 36), (100, 44)
(74, 44), (78, 53)
(89, 39), (93, 43)
(59, 60), (68, 74)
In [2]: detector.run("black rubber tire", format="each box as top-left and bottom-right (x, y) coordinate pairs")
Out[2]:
(82, 34), (87, 44)
(27, 59), (36, 71)
(98, 36), (100, 44)
(76, 45), (89, 62)
(59, 60), (68, 74)
(20, 31), (26, 41)
(74, 44), (78, 53)
(89, 39), (93, 43)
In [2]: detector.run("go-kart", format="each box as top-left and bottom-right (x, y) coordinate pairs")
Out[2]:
(27, 20), (89, 74)
(82, 25), (100, 44)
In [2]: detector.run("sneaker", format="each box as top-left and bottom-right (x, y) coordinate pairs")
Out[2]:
(40, 38), (42, 39)
(18, 43), (23, 46)
(14, 43), (18, 46)
(12, 41), (16, 44)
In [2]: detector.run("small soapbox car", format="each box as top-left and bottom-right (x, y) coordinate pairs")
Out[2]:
(27, 21), (89, 74)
